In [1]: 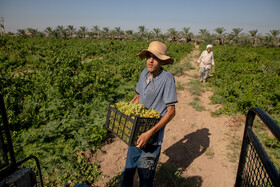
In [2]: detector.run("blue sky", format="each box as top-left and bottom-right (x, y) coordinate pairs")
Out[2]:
(1, 0), (280, 35)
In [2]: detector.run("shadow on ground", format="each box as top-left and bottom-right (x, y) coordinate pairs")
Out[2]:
(154, 128), (211, 187)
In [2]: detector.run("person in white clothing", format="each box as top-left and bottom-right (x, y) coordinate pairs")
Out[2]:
(197, 44), (215, 83)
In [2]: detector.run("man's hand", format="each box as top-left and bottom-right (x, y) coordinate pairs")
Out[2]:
(136, 105), (175, 149)
(136, 130), (153, 149)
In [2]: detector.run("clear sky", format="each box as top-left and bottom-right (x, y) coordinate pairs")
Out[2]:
(1, 0), (280, 35)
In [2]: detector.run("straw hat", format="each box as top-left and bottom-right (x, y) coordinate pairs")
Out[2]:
(138, 41), (174, 65)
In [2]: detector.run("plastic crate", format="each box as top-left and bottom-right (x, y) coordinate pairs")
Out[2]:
(105, 102), (160, 146)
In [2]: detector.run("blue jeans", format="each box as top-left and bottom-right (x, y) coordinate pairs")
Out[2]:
(120, 145), (161, 187)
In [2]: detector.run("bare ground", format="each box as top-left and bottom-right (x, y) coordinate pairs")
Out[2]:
(92, 45), (246, 187)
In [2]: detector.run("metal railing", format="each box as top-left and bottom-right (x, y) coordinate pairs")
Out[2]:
(235, 107), (280, 187)
(0, 93), (16, 170)
(0, 93), (43, 186)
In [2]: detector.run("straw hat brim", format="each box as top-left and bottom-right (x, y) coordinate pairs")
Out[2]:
(138, 50), (174, 65)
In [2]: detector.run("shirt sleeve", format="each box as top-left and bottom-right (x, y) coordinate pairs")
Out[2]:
(135, 68), (146, 95)
(163, 73), (178, 106)
(135, 77), (141, 95)
(211, 52), (215, 66)
(197, 54), (202, 64)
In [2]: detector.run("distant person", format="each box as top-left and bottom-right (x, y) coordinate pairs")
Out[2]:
(120, 41), (177, 187)
(197, 44), (215, 83)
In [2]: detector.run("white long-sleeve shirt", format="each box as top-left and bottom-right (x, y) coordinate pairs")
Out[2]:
(197, 50), (215, 69)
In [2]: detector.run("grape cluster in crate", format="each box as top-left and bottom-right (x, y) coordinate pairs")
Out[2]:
(106, 102), (161, 146)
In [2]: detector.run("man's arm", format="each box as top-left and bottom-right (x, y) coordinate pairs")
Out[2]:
(197, 51), (205, 65)
(136, 105), (176, 149)
(211, 53), (215, 67)
(130, 94), (139, 103)
(197, 54), (202, 65)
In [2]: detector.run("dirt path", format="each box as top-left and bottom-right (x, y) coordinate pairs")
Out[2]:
(92, 45), (245, 187)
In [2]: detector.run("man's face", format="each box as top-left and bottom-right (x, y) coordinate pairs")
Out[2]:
(207, 48), (211, 53)
(146, 52), (162, 73)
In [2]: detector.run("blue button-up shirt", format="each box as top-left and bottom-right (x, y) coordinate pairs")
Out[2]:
(135, 68), (177, 144)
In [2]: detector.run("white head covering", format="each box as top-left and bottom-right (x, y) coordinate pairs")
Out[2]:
(206, 45), (213, 49)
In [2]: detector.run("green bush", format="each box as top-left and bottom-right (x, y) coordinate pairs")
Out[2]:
(209, 46), (280, 122)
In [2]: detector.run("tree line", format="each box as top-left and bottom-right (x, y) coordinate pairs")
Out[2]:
(4, 25), (280, 47)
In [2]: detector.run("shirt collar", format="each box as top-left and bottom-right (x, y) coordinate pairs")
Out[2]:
(145, 67), (164, 79)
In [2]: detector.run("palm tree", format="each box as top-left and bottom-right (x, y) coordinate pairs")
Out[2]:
(52, 30), (60, 38)
(61, 29), (68, 39)
(231, 28), (243, 44)
(182, 27), (192, 43)
(268, 29), (280, 38)
(114, 27), (123, 40)
(159, 33), (167, 41)
(92, 25), (100, 39)
(267, 29), (280, 47)
(125, 30), (134, 40)
(167, 28), (178, 42)
(248, 30), (258, 46)
(37, 31), (45, 38)
(256, 33), (265, 46)
(138, 25), (146, 40)
(45, 27), (53, 38)
(101, 27), (110, 39)
(263, 35), (273, 47)
(153, 28), (161, 39)
(198, 29), (210, 44)
(199, 29), (209, 37)
(56, 25), (65, 38)
(17, 29), (27, 37)
(66, 25), (75, 38)
(79, 26), (88, 38)
(27, 28), (39, 37)
(214, 27), (226, 45)
(146, 31), (154, 41)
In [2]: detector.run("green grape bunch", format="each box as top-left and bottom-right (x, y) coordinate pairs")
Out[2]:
(112, 102), (160, 119)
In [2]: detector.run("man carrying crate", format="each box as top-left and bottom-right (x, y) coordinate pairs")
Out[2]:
(121, 41), (177, 187)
